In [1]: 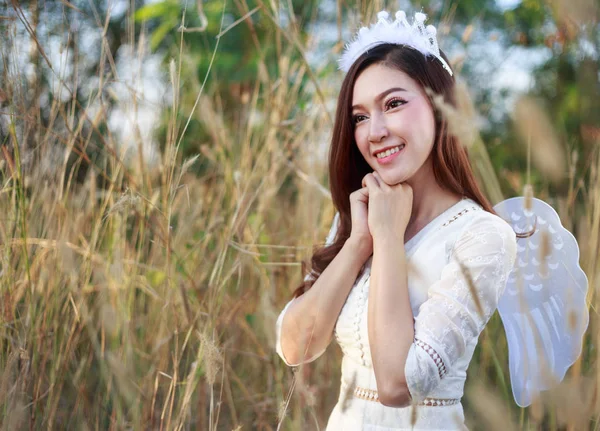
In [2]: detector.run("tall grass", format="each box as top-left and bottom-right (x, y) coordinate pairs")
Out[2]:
(0, 1), (598, 430)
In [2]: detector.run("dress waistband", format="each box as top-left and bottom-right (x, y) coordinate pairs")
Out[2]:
(354, 385), (460, 407)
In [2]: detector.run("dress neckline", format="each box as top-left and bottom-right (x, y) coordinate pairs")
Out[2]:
(361, 197), (480, 270)
(404, 197), (476, 254)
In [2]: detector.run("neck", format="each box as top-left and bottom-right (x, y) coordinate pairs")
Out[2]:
(405, 159), (462, 230)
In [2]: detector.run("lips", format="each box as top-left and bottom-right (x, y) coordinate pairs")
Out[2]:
(373, 144), (405, 159)
(375, 144), (405, 165)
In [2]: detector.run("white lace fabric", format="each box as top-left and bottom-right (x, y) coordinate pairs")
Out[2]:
(275, 199), (517, 429)
(405, 214), (517, 402)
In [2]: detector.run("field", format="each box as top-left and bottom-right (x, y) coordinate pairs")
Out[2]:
(0, 0), (598, 429)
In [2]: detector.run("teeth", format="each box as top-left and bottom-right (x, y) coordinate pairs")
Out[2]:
(376, 144), (404, 159)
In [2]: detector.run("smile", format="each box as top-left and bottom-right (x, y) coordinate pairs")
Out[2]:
(375, 144), (405, 164)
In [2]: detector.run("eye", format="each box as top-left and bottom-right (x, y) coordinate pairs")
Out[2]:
(385, 97), (407, 110)
(353, 114), (368, 125)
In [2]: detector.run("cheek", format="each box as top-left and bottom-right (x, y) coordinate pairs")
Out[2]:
(354, 128), (369, 157)
(410, 105), (436, 148)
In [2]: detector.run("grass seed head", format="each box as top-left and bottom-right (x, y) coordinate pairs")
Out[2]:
(529, 395), (544, 423)
(199, 332), (222, 386)
(340, 372), (356, 413)
(568, 309), (578, 333)
(513, 96), (565, 182)
(456, 257), (484, 318)
(523, 184), (533, 211)
(427, 80), (478, 149)
(410, 402), (418, 426)
(539, 229), (551, 278)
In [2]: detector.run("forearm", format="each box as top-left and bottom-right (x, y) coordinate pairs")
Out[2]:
(279, 238), (371, 365)
(368, 236), (414, 406)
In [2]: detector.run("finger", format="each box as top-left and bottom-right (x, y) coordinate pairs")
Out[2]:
(351, 186), (369, 198)
(372, 171), (390, 190)
(370, 171), (381, 187)
(361, 173), (371, 188)
(351, 186), (369, 196)
(363, 174), (380, 191)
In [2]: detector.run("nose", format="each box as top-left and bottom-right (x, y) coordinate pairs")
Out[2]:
(368, 113), (388, 143)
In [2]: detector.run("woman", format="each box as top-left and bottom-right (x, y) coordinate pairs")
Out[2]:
(275, 11), (517, 430)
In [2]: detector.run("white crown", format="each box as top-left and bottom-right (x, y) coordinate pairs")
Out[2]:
(338, 10), (453, 76)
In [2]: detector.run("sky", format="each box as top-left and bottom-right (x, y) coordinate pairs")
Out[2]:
(496, 0), (522, 10)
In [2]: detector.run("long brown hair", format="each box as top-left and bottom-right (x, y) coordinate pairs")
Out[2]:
(293, 44), (495, 298)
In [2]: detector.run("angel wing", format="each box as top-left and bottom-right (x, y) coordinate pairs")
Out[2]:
(493, 197), (589, 407)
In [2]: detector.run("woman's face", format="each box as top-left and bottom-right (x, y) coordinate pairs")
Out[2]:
(351, 63), (436, 186)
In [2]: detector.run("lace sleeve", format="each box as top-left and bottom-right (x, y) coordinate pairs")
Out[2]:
(275, 212), (340, 366)
(404, 214), (517, 401)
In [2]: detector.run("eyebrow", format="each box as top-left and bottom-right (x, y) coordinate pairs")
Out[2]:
(352, 87), (407, 111)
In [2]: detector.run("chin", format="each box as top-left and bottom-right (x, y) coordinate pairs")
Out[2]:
(379, 172), (408, 186)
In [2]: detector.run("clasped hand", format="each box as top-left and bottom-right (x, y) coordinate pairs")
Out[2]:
(349, 171), (413, 249)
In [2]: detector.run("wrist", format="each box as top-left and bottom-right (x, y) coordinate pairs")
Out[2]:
(373, 232), (405, 249)
(345, 236), (372, 260)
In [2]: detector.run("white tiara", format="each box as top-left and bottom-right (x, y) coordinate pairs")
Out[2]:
(338, 10), (453, 76)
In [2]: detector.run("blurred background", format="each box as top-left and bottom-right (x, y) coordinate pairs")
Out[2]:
(0, 0), (598, 429)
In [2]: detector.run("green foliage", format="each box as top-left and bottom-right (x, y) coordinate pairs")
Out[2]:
(1, 0), (599, 429)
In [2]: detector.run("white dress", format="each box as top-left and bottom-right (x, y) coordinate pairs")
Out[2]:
(275, 198), (517, 430)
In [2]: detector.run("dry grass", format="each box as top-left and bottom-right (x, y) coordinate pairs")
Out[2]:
(0, 1), (599, 430)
